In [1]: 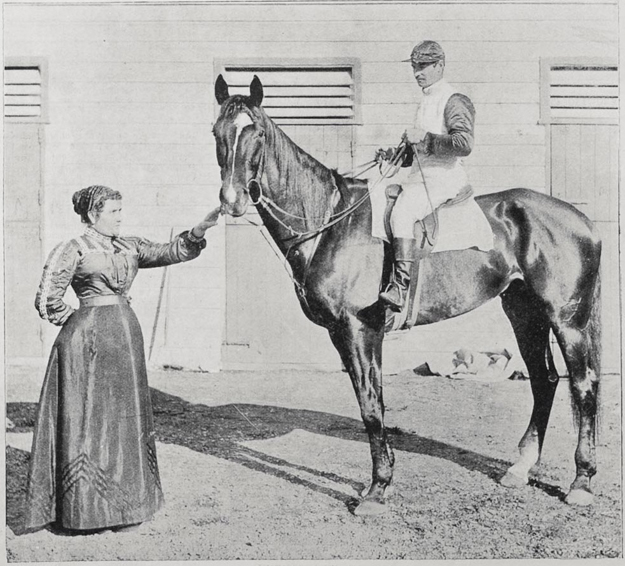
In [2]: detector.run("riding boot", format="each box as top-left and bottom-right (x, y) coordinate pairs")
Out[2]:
(379, 238), (416, 312)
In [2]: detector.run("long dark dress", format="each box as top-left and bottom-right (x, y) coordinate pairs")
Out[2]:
(24, 225), (206, 532)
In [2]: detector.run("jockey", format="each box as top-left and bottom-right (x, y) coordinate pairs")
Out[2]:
(378, 40), (476, 312)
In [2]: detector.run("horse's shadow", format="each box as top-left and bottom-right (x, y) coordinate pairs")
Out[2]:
(6, 389), (566, 533)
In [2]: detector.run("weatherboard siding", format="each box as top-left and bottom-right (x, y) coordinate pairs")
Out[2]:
(4, 1), (618, 370)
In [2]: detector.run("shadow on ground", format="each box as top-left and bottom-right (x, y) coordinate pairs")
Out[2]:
(6, 388), (567, 534)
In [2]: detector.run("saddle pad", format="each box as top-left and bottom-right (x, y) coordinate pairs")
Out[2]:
(431, 196), (493, 253)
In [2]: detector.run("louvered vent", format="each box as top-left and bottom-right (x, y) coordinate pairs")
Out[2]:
(4, 66), (42, 119)
(549, 65), (618, 123)
(222, 66), (356, 125)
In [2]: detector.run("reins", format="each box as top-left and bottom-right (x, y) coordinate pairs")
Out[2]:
(338, 159), (378, 179)
(250, 140), (408, 243)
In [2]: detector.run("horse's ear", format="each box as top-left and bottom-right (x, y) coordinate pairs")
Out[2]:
(215, 74), (230, 105)
(249, 75), (264, 107)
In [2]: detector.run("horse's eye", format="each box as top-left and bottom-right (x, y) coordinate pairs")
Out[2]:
(258, 130), (265, 138)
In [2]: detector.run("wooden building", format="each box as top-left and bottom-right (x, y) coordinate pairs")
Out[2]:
(4, 1), (620, 373)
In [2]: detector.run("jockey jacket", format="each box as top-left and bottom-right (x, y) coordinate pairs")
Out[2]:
(403, 78), (476, 203)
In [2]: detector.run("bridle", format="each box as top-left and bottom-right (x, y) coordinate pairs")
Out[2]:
(223, 120), (418, 306)
(244, 134), (266, 206)
(238, 132), (408, 246)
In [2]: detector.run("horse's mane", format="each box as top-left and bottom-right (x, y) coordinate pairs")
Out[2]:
(216, 96), (338, 231)
(258, 107), (339, 230)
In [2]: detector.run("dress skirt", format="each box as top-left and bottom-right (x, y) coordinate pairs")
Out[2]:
(24, 302), (164, 531)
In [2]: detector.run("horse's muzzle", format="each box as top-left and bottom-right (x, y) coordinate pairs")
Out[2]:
(220, 188), (249, 217)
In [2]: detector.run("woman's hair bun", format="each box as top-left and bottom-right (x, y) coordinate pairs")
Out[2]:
(72, 185), (121, 223)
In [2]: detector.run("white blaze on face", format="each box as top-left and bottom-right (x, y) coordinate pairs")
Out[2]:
(224, 112), (254, 204)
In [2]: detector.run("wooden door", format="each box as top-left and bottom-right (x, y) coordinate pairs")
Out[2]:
(4, 122), (45, 359)
(223, 125), (353, 370)
(550, 124), (619, 373)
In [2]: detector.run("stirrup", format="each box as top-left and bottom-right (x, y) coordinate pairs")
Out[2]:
(379, 284), (404, 312)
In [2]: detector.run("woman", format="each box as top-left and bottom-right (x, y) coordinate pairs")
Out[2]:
(24, 185), (221, 534)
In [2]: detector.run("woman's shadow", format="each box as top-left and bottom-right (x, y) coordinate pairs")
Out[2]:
(6, 389), (566, 533)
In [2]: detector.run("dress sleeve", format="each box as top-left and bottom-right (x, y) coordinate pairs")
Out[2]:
(130, 230), (207, 269)
(35, 240), (79, 326)
(423, 93), (476, 157)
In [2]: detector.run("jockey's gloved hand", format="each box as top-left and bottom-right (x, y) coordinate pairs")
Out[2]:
(402, 127), (427, 145)
(375, 147), (395, 163)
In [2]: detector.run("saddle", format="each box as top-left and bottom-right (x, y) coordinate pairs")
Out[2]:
(383, 184), (474, 332)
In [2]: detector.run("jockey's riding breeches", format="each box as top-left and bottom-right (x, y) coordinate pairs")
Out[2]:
(371, 157), (470, 240)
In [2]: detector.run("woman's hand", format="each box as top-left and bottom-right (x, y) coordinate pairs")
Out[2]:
(190, 206), (222, 239)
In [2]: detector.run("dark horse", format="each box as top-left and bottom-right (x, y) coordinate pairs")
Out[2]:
(213, 75), (602, 515)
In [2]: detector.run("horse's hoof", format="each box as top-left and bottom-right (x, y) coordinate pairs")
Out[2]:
(565, 489), (594, 506)
(500, 470), (528, 488)
(360, 483), (395, 498)
(353, 499), (388, 516)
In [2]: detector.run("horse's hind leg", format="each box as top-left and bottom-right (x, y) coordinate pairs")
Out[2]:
(551, 319), (600, 506)
(329, 315), (394, 516)
(500, 282), (558, 488)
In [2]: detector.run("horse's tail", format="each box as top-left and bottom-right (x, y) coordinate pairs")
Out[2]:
(588, 266), (603, 437)
(587, 266), (602, 379)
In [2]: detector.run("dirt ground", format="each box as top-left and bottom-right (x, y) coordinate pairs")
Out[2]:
(5, 363), (622, 561)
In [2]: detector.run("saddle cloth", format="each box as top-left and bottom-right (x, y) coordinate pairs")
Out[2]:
(370, 184), (493, 253)
(429, 196), (493, 253)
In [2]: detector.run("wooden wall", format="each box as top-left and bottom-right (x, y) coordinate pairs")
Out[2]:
(4, 1), (619, 371)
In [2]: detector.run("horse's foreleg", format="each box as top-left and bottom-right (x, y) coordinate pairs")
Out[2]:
(329, 316), (394, 516)
(500, 284), (557, 488)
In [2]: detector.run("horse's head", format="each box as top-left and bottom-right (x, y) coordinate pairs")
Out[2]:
(213, 74), (266, 217)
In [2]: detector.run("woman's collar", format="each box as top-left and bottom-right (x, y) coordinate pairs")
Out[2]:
(84, 225), (115, 243)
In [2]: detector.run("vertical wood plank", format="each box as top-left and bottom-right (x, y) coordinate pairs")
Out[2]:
(607, 125), (619, 221)
(564, 125), (585, 214)
(325, 126), (340, 169)
(594, 125), (608, 222)
(579, 124), (596, 221)
(593, 125), (617, 222)
(550, 125), (566, 200)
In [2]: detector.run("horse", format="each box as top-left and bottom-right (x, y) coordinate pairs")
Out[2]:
(212, 74), (602, 516)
